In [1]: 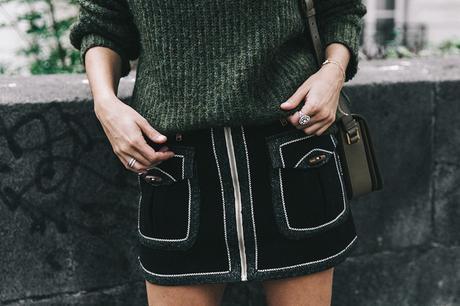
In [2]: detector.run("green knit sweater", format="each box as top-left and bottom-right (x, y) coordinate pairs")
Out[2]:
(69, 0), (366, 135)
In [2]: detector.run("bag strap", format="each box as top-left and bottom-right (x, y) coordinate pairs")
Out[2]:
(303, 0), (324, 66)
(302, 0), (360, 144)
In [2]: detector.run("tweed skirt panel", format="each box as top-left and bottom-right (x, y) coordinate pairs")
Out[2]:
(136, 120), (358, 286)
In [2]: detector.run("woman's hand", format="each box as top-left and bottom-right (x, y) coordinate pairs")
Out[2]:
(81, 46), (174, 174)
(94, 94), (175, 174)
(280, 43), (350, 136)
(279, 63), (344, 135)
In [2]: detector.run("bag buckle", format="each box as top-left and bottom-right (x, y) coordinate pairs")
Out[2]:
(346, 126), (360, 145)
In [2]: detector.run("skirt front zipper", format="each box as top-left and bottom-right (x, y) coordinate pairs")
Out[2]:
(223, 126), (248, 281)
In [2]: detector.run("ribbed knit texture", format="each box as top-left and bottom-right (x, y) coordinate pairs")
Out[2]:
(69, 0), (367, 135)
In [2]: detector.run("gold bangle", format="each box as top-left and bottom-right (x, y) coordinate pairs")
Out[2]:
(321, 59), (346, 81)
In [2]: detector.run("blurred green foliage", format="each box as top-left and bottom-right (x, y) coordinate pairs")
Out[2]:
(438, 39), (460, 54)
(369, 22), (460, 59)
(381, 39), (460, 59)
(0, 0), (84, 74)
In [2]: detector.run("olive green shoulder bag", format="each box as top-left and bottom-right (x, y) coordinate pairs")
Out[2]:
(301, 0), (384, 199)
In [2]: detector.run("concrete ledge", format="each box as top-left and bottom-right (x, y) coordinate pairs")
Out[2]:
(1, 55), (459, 305)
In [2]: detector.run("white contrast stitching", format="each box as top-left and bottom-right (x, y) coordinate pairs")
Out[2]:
(280, 134), (336, 168)
(278, 134), (346, 232)
(335, 150), (344, 176)
(279, 151), (347, 231)
(137, 177), (192, 242)
(294, 148), (334, 168)
(257, 235), (357, 272)
(243, 130), (351, 273)
(211, 127), (232, 272)
(138, 257), (230, 277)
(330, 132), (337, 147)
(241, 126), (258, 271)
(149, 167), (177, 182)
(146, 154), (184, 182)
(175, 154), (185, 180)
(279, 134), (315, 168)
(137, 130), (353, 278)
(137, 129), (232, 277)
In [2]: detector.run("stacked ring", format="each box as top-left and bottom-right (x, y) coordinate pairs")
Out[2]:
(128, 157), (137, 168)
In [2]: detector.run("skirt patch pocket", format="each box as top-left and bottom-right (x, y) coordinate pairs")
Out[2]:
(137, 145), (200, 250)
(265, 129), (349, 239)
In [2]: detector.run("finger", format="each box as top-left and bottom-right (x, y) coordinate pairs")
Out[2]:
(118, 152), (150, 173)
(279, 79), (312, 110)
(286, 106), (312, 127)
(314, 122), (334, 136)
(137, 116), (168, 144)
(133, 117), (176, 163)
(287, 100), (324, 128)
(133, 133), (175, 164)
(300, 92), (322, 118)
(117, 131), (174, 167)
(302, 116), (333, 135)
(294, 113), (322, 130)
(116, 142), (152, 167)
(287, 111), (314, 128)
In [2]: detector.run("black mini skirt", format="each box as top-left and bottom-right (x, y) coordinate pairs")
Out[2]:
(136, 119), (358, 286)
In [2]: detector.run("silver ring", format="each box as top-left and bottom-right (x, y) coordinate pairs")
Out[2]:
(128, 157), (137, 168)
(298, 111), (311, 126)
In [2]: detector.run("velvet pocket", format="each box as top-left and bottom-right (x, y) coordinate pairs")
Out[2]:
(265, 128), (349, 239)
(137, 145), (200, 250)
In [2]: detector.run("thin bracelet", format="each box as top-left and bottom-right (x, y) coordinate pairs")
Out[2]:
(321, 59), (346, 82)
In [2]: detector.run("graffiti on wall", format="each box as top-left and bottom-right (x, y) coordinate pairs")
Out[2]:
(0, 103), (136, 235)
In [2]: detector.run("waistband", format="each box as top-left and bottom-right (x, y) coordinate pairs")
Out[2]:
(146, 118), (338, 149)
(167, 118), (290, 145)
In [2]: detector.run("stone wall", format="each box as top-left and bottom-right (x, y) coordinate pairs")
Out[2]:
(1, 56), (459, 305)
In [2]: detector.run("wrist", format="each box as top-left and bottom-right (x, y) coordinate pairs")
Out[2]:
(321, 59), (346, 82)
(93, 92), (121, 114)
(319, 62), (345, 86)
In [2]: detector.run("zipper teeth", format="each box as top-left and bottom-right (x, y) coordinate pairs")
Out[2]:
(223, 126), (248, 281)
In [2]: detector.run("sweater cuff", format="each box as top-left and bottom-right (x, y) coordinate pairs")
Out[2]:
(321, 18), (363, 82)
(79, 33), (131, 77)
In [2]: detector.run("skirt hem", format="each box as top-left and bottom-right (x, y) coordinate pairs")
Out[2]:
(139, 235), (358, 286)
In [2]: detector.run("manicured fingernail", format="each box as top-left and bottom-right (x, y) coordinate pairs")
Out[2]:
(280, 99), (293, 107)
(156, 135), (166, 142)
